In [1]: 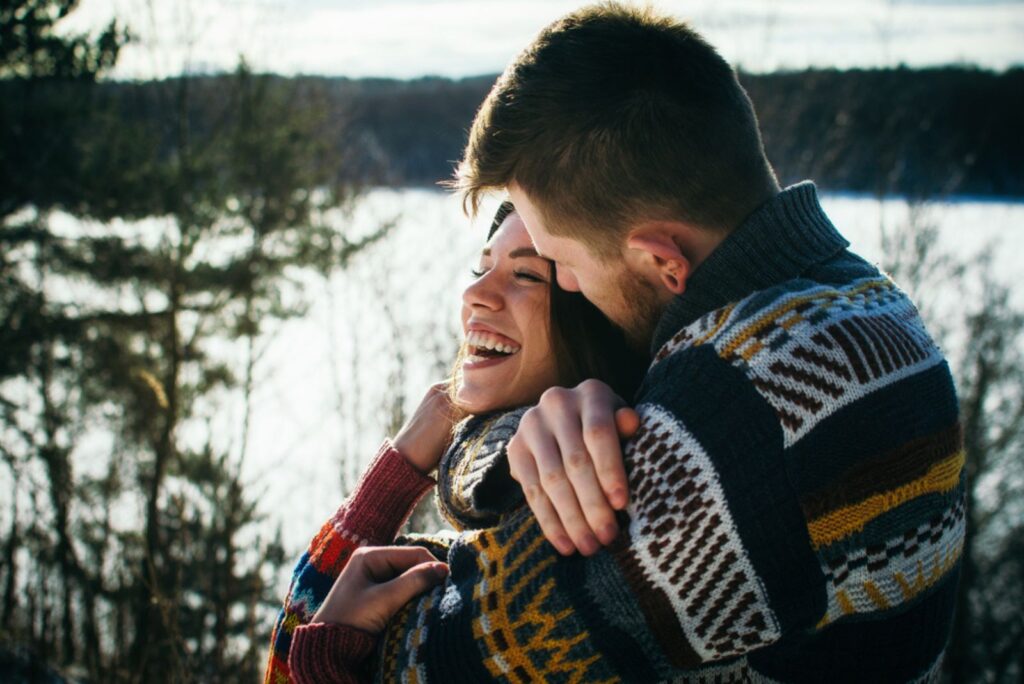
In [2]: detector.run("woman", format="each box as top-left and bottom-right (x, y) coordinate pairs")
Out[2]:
(264, 202), (645, 683)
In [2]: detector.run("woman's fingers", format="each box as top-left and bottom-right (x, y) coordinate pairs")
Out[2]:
(360, 545), (442, 582)
(369, 555), (449, 619)
(394, 381), (464, 473)
(313, 546), (447, 633)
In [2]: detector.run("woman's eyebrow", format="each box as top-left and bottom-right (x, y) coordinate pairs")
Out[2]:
(479, 247), (542, 258)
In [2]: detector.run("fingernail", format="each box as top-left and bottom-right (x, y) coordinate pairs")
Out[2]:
(611, 489), (628, 509)
(555, 536), (573, 555)
(579, 535), (599, 556)
(600, 523), (618, 544)
(432, 563), (449, 581)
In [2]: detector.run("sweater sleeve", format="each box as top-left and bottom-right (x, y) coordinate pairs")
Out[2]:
(288, 623), (376, 684)
(263, 441), (436, 684)
(373, 338), (963, 681)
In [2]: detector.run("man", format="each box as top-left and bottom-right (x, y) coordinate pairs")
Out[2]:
(271, 4), (964, 682)
(453, 3), (964, 681)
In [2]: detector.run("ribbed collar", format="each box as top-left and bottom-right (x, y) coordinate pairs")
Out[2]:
(650, 182), (849, 354)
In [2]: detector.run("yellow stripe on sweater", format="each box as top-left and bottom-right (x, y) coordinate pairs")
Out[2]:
(807, 450), (965, 549)
(718, 278), (892, 359)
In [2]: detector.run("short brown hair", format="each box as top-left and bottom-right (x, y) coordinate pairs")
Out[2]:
(456, 2), (778, 257)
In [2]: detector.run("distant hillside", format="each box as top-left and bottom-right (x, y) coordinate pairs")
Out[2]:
(323, 67), (1023, 198)
(5, 67), (1022, 200)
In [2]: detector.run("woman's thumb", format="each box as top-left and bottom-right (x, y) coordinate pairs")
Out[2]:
(379, 562), (448, 613)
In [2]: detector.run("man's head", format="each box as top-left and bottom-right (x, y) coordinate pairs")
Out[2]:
(456, 3), (779, 347)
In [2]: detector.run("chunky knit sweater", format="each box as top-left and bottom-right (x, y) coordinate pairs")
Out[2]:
(269, 182), (964, 683)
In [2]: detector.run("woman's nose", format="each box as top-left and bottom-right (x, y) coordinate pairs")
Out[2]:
(462, 271), (503, 310)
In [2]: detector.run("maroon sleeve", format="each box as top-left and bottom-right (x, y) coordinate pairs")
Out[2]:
(288, 623), (377, 684)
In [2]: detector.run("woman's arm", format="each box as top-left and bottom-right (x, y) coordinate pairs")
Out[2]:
(288, 546), (448, 684)
(263, 442), (436, 683)
(264, 383), (461, 683)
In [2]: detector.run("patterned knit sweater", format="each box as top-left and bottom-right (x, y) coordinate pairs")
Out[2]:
(270, 182), (965, 683)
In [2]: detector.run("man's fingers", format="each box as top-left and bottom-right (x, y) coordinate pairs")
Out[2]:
(511, 430), (577, 555)
(580, 388), (630, 511)
(523, 480), (576, 556)
(358, 546), (440, 582)
(548, 411), (619, 547)
(532, 432), (599, 556)
(615, 407), (641, 439)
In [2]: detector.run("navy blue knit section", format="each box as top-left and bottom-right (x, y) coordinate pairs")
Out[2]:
(817, 485), (964, 564)
(420, 537), (501, 683)
(555, 550), (666, 682)
(639, 344), (827, 634)
(749, 568), (959, 683)
(651, 182), (850, 350)
(788, 360), (959, 495)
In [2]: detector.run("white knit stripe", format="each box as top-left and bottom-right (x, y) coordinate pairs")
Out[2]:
(732, 293), (945, 448)
(819, 500), (966, 624)
(626, 404), (782, 661)
(646, 277), (944, 451)
(399, 586), (440, 684)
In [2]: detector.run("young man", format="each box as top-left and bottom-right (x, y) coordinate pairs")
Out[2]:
(455, 3), (964, 681)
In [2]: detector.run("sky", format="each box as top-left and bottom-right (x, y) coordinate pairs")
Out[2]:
(68, 0), (1024, 80)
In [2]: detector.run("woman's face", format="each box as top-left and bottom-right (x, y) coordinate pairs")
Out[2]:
(456, 213), (561, 413)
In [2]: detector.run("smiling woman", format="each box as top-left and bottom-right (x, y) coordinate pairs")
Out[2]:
(457, 212), (564, 411)
(264, 200), (646, 683)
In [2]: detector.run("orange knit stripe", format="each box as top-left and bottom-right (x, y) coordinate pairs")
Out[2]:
(807, 450), (964, 549)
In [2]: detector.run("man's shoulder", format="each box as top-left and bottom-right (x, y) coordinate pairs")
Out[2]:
(644, 267), (954, 444)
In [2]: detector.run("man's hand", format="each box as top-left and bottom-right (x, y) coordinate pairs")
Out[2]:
(393, 382), (466, 473)
(311, 546), (449, 634)
(507, 379), (640, 556)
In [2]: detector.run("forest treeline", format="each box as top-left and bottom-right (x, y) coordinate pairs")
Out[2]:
(5, 66), (1020, 204)
(337, 66), (1024, 197)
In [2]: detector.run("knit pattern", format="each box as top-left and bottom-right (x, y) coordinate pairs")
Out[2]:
(263, 442), (436, 684)
(368, 184), (963, 683)
(436, 409), (528, 530)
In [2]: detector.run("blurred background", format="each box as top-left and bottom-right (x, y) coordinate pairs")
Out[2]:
(1, 0), (1022, 681)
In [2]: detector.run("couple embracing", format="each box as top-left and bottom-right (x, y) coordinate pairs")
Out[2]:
(266, 4), (964, 683)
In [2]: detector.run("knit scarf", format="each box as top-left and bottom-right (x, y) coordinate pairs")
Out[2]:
(435, 407), (529, 531)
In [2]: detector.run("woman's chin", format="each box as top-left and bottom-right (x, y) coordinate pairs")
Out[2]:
(454, 381), (514, 416)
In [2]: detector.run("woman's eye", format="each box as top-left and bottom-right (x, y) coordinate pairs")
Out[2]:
(514, 271), (545, 283)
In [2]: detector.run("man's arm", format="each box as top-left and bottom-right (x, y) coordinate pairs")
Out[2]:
(375, 331), (965, 680)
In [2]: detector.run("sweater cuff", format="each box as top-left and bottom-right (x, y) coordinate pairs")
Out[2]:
(288, 622), (376, 684)
(338, 440), (436, 543)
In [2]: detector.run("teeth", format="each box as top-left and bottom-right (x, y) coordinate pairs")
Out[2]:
(465, 330), (521, 354)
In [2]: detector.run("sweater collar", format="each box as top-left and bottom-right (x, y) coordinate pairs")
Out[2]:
(650, 182), (849, 354)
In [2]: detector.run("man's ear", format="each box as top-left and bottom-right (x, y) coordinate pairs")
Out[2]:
(626, 232), (690, 295)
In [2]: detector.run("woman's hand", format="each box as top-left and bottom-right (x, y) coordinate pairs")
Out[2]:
(507, 379), (640, 557)
(393, 382), (466, 473)
(311, 546), (449, 634)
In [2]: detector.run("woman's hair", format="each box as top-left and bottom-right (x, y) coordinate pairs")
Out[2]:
(453, 200), (646, 406)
